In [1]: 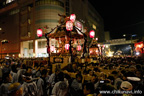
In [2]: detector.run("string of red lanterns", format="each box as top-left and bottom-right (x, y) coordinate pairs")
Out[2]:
(65, 44), (70, 50)
(37, 14), (96, 58)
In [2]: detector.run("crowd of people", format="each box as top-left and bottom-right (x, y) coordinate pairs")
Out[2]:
(0, 56), (143, 96)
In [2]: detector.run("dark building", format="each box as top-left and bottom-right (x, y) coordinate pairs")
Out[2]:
(0, 0), (104, 58)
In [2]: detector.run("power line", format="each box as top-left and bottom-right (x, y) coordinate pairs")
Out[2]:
(120, 20), (144, 29)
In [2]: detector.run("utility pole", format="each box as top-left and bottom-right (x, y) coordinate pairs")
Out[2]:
(1, 42), (2, 59)
(130, 35), (133, 56)
(123, 34), (136, 56)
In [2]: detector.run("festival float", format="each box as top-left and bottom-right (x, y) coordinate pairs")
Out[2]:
(134, 41), (144, 57)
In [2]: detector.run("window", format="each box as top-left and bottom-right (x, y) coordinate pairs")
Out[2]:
(92, 24), (96, 30)
(65, 0), (69, 15)
(38, 41), (47, 48)
(29, 42), (33, 49)
(9, 9), (19, 15)
(35, 0), (64, 7)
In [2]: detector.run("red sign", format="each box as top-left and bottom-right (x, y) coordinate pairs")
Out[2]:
(37, 29), (43, 37)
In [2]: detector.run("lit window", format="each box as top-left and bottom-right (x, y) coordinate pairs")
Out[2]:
(38, 41), (47, 48)
(92, 24), (96, 30)
(6, 0), (14, 4)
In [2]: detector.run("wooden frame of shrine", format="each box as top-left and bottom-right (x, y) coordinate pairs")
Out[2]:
(89, 39), (100, 57)
(48, 26), (84, 56)
(44, 14), (88, 65)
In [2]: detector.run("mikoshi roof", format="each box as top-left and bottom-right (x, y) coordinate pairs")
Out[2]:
(48, 26), (83, 39)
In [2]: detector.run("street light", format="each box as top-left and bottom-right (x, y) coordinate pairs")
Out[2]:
(123, 34), (126, 37)
(44, 14), (88, 64)
(123, 34), (137, 56)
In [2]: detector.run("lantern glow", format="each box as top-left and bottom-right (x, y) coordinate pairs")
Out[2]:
(50, 46), (55, 52)
(136, 52), (140, 56)
(75, 21), (82, 31)
(89, 30), (95, 38)
(66, 21), (73, 31)
(96, 38), (98, 41)
(65, 44), (70, 50)
(138, 44), (143, 48)
(135, 41), (144, 53)
(77, 45), (81, 51)
(37, 29), (43, 37)
(70, 14), (76, 22)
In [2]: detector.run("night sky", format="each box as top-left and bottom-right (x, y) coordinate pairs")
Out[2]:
(89, 1), (144, 39)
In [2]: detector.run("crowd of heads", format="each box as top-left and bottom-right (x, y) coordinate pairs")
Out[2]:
(0, 56), (143, 96)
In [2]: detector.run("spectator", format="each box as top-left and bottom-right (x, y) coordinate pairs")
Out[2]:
(0, 68), (12, 96)
(66, 63), (78, 73)
(120, 81), (133, 96)
(71, 73), (83, 95)
(120, 81), (133, 91)
(47, 68), (61, 95)
(37, 69), (48, 96)
(11, 64), (18, 83)
(52, 72), (69, 96)
(22, 72), (37, 96)
(107, 75), (115, 85)
(83, 82), (94, 96)
(8, 83), (23, 96)
(98, 83), (116, 96)
(17, 64), (26, 84)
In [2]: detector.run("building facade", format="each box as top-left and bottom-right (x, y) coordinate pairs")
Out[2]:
(0, 0), (104, 58)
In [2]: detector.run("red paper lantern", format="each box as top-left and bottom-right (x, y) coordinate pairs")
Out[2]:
(50, 46), (55, 52)
(66, 21), (73, 31)
(70, 14), (76, 22)
(75, 21), (82, 31)
(37, 29), (43, 37)
(65, 44), (70, 50)
(77, 45), (81, 51)
(89, 30), (95, 38)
